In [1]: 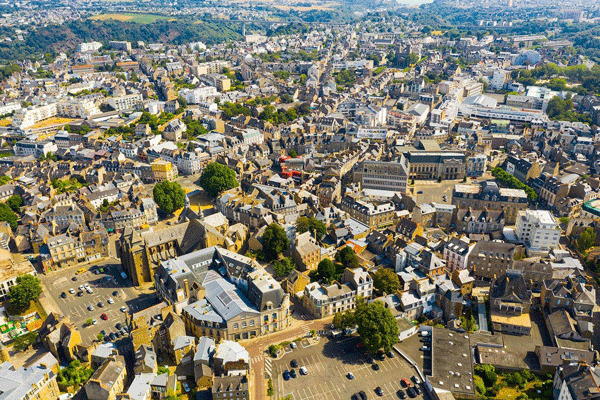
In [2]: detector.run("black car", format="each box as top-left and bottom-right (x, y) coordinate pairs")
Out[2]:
(60, 292), (67, 298)
(407, 387), (417, 398)
(112, 290), (119, 297)
(109, 332), (116, 341)
(98, 302), (104, 308)
(116, 323), (122, 330)
(366, 355), (374, 363)
(290, 359), (298, 368)
(283, 370), (290, 381)
(411, 376), (420, 385)
(375, 387), (383, 396)
(77, 291), (84, 297)
(72, 276), (77, 281)
(372, 363), (380, 371)
(414, 386), (421, 395)
(397, 389), (407, 399)
(387, 351), (395, 358)
(352, 394), (360, 400)
(290, 369), (297, 378)
(115, 330), (122, 338)
(358, 391), (368, 400)
(377, 351), (385, 361)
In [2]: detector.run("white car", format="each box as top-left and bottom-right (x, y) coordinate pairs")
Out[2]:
(86, 287), (93, 294)
(69, 288), (75, 294)
(107, 298), (114, 304)
(92, 319), (97, 325)
(78, 285), (84, 291)
(84, 283), (90, 290)
(120, 306), (127, 313)
(299, 366), (308, 375)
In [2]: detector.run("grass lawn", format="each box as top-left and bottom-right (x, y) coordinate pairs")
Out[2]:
(495, 376), (548, 399)
(90, 13), (172, 23)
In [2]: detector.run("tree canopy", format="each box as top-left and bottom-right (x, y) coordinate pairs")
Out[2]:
(153, 181), (186, 214)
(6, 195), (22, 213)
(0, 203), (17, 230)
(317, 258), (337, 283)
(7, 275), (43, 314)
(272, 257), (295, 278)
(296, 217), (326, 241)
(372, 268), (400, 296)
(336, 246), (360, 269)
(575, 227), (596, 253)
(199, 162), (239, 198)
(262, 223), (289, 261)
(354, 299), (399, 353)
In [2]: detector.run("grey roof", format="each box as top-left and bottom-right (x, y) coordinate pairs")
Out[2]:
(0, 360), (57, 400)
(194, 337), (216, 364)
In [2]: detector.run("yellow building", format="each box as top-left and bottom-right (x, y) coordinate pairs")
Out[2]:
(151, 159), (177, 182)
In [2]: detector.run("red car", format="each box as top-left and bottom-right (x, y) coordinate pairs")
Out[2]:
(100, 313), (108, 320)
(401, 378), (411, 388)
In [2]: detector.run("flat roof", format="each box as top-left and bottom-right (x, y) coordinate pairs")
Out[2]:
(430, 328), (475, 397)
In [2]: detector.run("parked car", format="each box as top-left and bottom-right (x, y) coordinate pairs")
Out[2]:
(397, 389), (407, 399)
(101, 313), (108, 320)
(375, 386), (383, 396)
(290, 342), (297, 349)
(98, 302), (104, 308)
(112, 290), (119, 297)
(411, 376), (420, 385)
(182, 382), (190, 393)
(86, 287), (93, 294)
(299, 366), (308, 375)
(377, 351), (385, 361)
(109, 332), (116, 341)
(290, 359), (298, 368)
(414, 386), (421, 395)
(72, 276), (78, 281)
(116, 323), (122, 330)
(401, 378), (410, 388)
(407, 387), (417, 398)
(387, 350), (395, 358)
(358, 390), (367, 400)
(69, 288), (75, 294)
(290, 369), (297, 378)
(78, 285), (84, 291)
(87, 305), (94, 311)
(60, 292), (67, 298)
(347, 372), (355, 380)
(107, 298), (114, 304)
(283, 370), (290, 381)
(77, 291), (84, 297)
(420, 345), (430, 351)
(372, 363), (380, 371)
(92, 319), (97, 325)
(120, 306), (127, 312)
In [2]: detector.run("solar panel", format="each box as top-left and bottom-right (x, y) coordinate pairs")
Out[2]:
(217, 291), (232, 306)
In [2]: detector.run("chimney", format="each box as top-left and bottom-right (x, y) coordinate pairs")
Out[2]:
(183, 279), (190, 299)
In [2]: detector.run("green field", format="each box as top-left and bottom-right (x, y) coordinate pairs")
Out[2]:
(90, 13), (172, 24)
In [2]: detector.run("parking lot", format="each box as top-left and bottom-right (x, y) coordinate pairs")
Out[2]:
(272, 336), (427, 400)
(40, 258), (160, 344)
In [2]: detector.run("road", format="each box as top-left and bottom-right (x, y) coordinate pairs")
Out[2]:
(240, 315), (334, 400)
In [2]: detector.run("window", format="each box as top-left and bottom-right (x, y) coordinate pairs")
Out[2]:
(233, 323), (239, 329)
(242, 321), (247, 328)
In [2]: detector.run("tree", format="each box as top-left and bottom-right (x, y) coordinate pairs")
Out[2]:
(372, 268), (400, 295)
(86, 318), (93, 326)
(262, 223), (289, 261)
(317, 258), (336, 283)
(475, 364), (498, 387)
(199, 162), (239, 197)
(272, 257), (295, 277)
(12, 331), (36, 352)
(6, 195), (22, 212)
(354, 299), (399, 353)
(333, 311), (355, 329)
(288, 149), (298, 157)
(153, 181), (186, 214)
(7, 275), (42, 314)
(336, 246), (360, 269)
(0, 203), (17, 230)
(296, 217), (326, 241)
(576, 227), (596, 253)
(96, 332), (104, 342)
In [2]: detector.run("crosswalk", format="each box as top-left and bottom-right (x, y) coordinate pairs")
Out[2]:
(264, 357), (272, 377)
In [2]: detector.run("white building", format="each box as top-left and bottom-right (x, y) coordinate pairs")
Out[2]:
(108, 93), (143, 111)
(57, 98), (101, 118)
(467, 154), (487, 177)
(12, 103), (58, 129)
(515, 210), (561, 254)
(13, 140), (58, 157)
(78, 41), (103, 52)
(0, 102), (21, 116)
(179, 86), (218, 104)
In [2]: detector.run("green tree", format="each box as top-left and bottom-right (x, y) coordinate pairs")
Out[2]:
(355, 299), (399, 353)
(262, 223), (289, 261)
(336, 246), (360, 269)
(272, 257), (295, 277)
(0, 203), (17, 229)
(317, 258), (337, 283)
(12, 331), (36, 352)
(296, 216), (326, 240)
(576, 227), (596, 253)
(7, 274), (42, 314)
(332, 311), (355, 329)
(5, 195), (22, 213)
(86, 318), (93, 326)
(96, 332), (104, 342)
(372, 268), (400, 295)
(288, 149), (298, 157)
(199, 162), (239, 197)
(474, 364), (498, 387)
(153, 181), (186, 215)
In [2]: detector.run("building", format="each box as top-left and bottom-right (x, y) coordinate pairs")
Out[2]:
(291, 231), (322, 271)
(302, 267), (373, 318)
(13, 140), (58, 157)
(340, 195), (396, 230)
(0, 356), (60, 400)
(108, 93), (143, 111)
(150, 160), (177, 182)
(12, 103), (58, 129)
(452, 181), (528, 224)
(353, 158), (409, 194)
(489, 272), (532, 335)
(552, 363), (600, 400)
(0, 254), (36, 300)
(84, 355), (127, 400)
(467, 241), (519, 280)
(404, 151), (466, 180)
(466, 154), (487, 177)
(212, 375), (249, 400)
(515, 210), (560, 255)
(442, 238), (473, 271)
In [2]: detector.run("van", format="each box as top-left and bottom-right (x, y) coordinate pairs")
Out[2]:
(76, 268), (86, 274)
